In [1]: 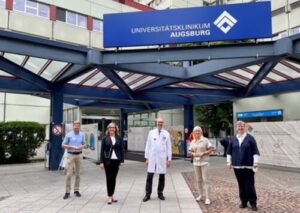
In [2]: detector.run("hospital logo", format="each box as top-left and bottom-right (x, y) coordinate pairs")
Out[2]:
(214, 11), (237, 34)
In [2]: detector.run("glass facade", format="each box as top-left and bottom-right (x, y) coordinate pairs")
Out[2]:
(128, 112), (156, 127)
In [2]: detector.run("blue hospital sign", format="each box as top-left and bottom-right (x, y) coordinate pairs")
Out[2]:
(103, 2), (272, 47)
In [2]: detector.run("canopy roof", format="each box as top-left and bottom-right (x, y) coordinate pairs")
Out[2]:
(0, 30), (300, 112)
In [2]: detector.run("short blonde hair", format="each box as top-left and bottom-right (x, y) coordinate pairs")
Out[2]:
(105, 122), (119, 136)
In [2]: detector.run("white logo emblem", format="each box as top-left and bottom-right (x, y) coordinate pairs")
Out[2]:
(214, 11), (237, 34)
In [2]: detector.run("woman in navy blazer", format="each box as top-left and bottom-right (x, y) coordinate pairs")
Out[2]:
(100, 122), (125, 204)
(227, 121), (260, 211)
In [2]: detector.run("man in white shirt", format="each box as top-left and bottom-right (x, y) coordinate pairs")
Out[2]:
(227, 121), (260, 211)
(143, 117), (172, 202)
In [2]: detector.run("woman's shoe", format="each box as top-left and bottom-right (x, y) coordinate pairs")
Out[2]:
(112, 198), (118, 203)
(196, 196), (203, 201)
(107, 198), (113, 205)
(205, 199), (211, 205)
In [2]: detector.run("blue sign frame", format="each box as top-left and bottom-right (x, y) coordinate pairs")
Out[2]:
(103, 2), (272, 47)
(237, 109), (283, 119)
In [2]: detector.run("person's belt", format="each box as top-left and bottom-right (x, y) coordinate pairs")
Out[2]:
(68, 152), (82, 155)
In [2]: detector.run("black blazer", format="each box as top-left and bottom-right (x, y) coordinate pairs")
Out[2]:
(227, 134), (260, 167)
(100, 135), (125, 164)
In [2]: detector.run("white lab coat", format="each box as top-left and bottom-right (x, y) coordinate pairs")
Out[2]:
(145, 128), (172, 174)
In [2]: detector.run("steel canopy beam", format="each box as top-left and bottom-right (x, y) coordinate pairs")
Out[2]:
(0, 30), (88, 64)
(0, 77), (47, 94)
(146, 87), (237, 97)
(56, 64), (93, 83)
(109, 63), (186, 79)
(0, 57), (52, 91)
(244, 60), (279, 96)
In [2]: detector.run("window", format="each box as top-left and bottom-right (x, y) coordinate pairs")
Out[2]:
(93, 19), (103, 32)
(292, 27), (300, 35)
(0, 0), (5, 8)
(13, 0), (49, 18)
(66, 11), (87, 28)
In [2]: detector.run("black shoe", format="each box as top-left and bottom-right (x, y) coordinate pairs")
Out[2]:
(158, 194), (165, 200)
(251, 205), (258, 211)
(74, 191), (81, 197)
(142, 195), (150, 202)
(239, 203), (247, 208)
(63, 193), (70, 199)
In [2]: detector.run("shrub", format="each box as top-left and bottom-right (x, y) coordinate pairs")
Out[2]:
(0, 121), (45, 164)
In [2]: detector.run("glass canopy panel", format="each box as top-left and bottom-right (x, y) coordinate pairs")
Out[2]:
(3, 53), (26, 65)
(98, 79), (113, 88)
(246, 65), (260, 72)
(130, 76), (156, 90)
(83, 72), (105, 86)
(287, 60), (300, 70)
(274, 63), (300, 79)
(0, 70), (14, 77)
(24, 57), (48, 74)
(41, 61), (68, 81)
(217, 73), (248, 85)
(124, 74), (143, 83)
(68, 71), (95, 84)
(266, 72), (286, 81)
(232, 69), (254, 79)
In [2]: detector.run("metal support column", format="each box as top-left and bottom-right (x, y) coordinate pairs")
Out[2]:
(120, 109), (128, 151)
(183, 104), (194, 158)
(49, 86), (64, 170)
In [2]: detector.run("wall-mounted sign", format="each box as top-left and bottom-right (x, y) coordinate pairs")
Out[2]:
(104, 2), (271, 47)
(237, 109), (283, 119)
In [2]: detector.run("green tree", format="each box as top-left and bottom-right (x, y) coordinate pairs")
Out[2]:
(195, 102), (233, 137)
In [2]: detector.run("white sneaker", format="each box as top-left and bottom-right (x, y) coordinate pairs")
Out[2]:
(205, 199), (211, 205)
(196, 196), (203, 201)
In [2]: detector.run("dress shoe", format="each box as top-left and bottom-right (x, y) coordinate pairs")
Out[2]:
(63, 193), (70, 199)
(158, 194), (165, 200)
(251, 205), (258, 211)
(142, 195), (150, 202)
(239, 203), (247, 208)
(74, 191), (81, 197)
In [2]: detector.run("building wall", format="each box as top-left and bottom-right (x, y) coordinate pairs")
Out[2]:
(233, 92), (300, 123)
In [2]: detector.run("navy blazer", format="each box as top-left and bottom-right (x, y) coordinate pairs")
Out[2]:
(227, 134), (260, 167)
(100, 135), (125, 164)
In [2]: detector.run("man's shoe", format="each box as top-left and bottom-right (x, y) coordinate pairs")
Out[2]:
(251, 205), (258, 211)
(142, 195), (150, 202)
(74, 191), (81, 197)
(239, 203), (247, 208)
(63, 193), (70, 199)
(205, 199), (211, 205)
(158, 194), (165, 200)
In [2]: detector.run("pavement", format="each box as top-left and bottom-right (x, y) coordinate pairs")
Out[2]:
(0, 159), (200, 213)
(0, 156), (300, 213)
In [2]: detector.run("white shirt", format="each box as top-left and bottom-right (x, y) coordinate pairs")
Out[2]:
(110, 136), (118, 160)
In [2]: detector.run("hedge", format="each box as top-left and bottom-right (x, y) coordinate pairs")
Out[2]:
(0, 121), (45, 164)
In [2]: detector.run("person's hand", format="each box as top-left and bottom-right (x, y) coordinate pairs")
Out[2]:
(120, 162), (124, 167)
(167, 160), (171, 168)
(100, 163), (104, 169)
(145, 159), (148, 165)
(227, 162), (232, 169)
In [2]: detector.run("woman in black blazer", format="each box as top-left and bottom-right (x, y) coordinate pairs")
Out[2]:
(100, 122), (125, 204)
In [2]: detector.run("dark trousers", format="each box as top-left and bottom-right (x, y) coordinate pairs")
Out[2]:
(234, 168), (257, 206)
(145, 172), (165, 196)
(104, 159), (120, 196)
(223, 145), (228, 157)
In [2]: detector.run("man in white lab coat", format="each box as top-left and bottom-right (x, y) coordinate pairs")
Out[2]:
(142, 117), (172, 202)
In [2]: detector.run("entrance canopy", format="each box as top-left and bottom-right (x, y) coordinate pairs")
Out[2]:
(0, 30), (300, 113)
